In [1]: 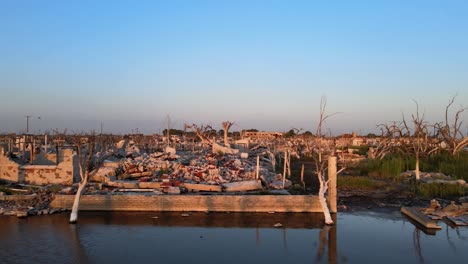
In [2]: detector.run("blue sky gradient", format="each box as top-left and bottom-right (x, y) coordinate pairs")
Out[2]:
(1, 0), (467, 134)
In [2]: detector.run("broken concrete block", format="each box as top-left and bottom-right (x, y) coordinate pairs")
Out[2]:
(223, 180), (262, 192)
(165, 147), (176, 155)
(138, 182), (162, 189)
(183, 183), (222, 192)
(167, 186), (181, 194)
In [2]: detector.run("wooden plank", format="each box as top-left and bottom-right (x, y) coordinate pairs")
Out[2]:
(401, 207), (442, 229)
(446, 216), (468, 226)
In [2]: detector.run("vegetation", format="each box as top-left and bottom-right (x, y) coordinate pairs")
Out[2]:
(0, 186), (13, 195)
(415, 182), (466, 199)
(354, 151), (468, 181)
(337, 176), (386, 189)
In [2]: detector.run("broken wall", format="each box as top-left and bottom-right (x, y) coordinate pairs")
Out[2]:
(0, 155), (21, 182)
(0, 149), (78, 185)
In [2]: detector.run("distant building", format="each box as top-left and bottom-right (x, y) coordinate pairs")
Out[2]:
(243, 131), (284, 139)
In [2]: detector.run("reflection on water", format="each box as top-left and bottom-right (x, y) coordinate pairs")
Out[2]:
(0, 211), (466, 264)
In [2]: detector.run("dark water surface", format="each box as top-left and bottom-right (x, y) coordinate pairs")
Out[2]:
(0, 210), (466, 264)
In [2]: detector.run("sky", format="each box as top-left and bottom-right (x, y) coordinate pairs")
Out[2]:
(1, 0), (467, 135)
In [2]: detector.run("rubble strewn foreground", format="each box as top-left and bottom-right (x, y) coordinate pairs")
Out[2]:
(92, 140), (292, 193)
(1, 138), (297, 218)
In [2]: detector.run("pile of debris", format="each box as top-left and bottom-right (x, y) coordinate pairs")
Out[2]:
(90, 147), (292, 194)
(0, 184), (62, 218)
(422, 199), (468, 226)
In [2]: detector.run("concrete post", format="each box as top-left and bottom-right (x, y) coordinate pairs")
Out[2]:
(327, 156), (337, 213)
(256, 155), (260, 179)
(282, 151), (287, 188)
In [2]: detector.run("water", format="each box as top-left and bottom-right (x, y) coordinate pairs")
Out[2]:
(0, 210), (466, 264)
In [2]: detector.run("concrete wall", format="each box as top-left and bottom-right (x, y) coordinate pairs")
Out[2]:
(0, 155), (21, 182)
(0, 148), (78, 185)
(51, 195), (323, 213)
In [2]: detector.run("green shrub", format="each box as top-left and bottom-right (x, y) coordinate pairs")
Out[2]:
(337, 176), (385, 189)
(354, 151), (468, 181)
(416, 182), (466, 199)
(0, 186), (13, 195)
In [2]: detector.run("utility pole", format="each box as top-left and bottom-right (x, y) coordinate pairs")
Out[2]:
(166, 114), (171, 146)
(25, 115), (32, 134)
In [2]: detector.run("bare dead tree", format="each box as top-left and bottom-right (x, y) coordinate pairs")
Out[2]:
(434, 95), (468, 155)
(401, 101), (433, 181)
(69, 132), (96, 223)
(374, 122), (408, 160)
(221, 121), (235, 147)
(185, 124), (214, 146)
(313, 96), (342, 225)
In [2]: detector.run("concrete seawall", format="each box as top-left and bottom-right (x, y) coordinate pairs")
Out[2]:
(51, 194), (324, 213)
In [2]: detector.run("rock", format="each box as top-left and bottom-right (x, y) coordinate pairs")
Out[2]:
(165, 147), (176, 155)
(443, 201), (460, 213)
(274, 223), (283, 228)
(430, 199), (441, 209)
(270, 180), (292, 189)
(240, 153), (249, 159)
(223, 180), (262, 192)
(42, 209), (50, 215)
(61, 187), (73, 194)
(16, 211), (28, 218)
(167, 186), (181, 195)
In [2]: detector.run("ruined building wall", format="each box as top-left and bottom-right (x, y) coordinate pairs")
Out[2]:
(0, 149), (77, 185)
(0, 155), (21, 182)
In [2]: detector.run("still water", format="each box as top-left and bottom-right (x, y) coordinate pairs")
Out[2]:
(0, 210), (466, 264)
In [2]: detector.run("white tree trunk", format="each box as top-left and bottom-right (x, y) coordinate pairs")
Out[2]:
(224, 130), (229, 147)
(69, 176), (88, 223)
(317, 172), (334, 225)
(415, 155), (420, 181)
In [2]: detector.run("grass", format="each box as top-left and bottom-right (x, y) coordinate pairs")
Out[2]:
(0, 186), (13, 195)
(47, 184), (63, 193)
(415, 182), (466, 199)
(353, 151), (468, 181)
(337, 176), (386, 190)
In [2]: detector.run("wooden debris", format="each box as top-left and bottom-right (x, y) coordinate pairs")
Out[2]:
(446, 216), (468, 226)
(401, 207), (442, 229)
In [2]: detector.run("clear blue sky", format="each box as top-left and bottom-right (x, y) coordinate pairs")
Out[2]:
(1, 0), (467, 135)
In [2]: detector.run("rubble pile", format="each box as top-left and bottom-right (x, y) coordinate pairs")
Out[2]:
(90, 145), (291, 193)
(0, 186), (62, 217)
(421, 199), (468, 226)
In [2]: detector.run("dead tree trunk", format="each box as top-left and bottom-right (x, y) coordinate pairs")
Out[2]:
(221, 121), (235, 147)
(69, 134), (95, 224)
